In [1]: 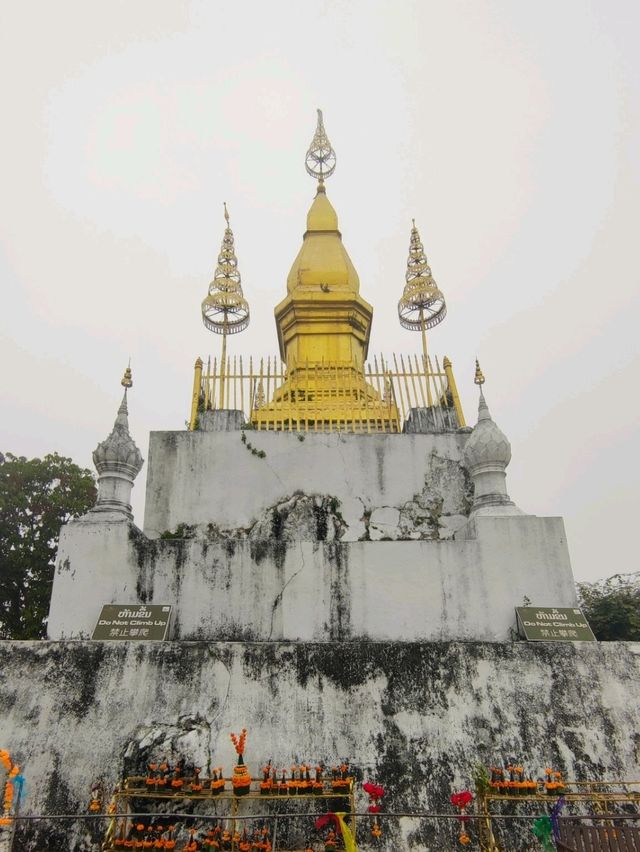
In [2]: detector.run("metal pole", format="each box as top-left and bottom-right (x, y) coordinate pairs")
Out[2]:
(220, 318), (228, 410)
(419, 306), (433, 407)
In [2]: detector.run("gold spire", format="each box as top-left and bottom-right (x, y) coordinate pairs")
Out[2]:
(258, 110), (398, 432)
(474, 358), (485, 386)
(284, 111), (360, 299)
(201, 205), (250, 407)
(305, 108), (336, 185)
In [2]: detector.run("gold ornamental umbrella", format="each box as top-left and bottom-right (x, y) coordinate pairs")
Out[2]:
(398, 220), (446, 405)
(201, 204), (250, 408)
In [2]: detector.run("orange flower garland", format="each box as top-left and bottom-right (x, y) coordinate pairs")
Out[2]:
(0, 749), (21, 827)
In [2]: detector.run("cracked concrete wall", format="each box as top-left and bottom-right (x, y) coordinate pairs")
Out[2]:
(1, 640), (639, 851)
(48, 514), (577, 641)
(142, 431), (472, 541)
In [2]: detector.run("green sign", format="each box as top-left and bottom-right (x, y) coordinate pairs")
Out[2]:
(92, 604), (172, 641)
(515, 607), (596, 642)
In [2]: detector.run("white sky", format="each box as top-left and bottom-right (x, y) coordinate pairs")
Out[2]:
(1, 0), (638, 583)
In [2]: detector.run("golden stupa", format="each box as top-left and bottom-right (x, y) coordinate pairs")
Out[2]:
(252, 110), (399, 432)
(191, 110), (465, 433)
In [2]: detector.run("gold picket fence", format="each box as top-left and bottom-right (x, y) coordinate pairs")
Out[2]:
(189, 353), (465, 433)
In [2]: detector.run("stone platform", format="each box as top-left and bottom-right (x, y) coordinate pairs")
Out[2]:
(48, 514), (576, 642)
(48, 428), (578, 643)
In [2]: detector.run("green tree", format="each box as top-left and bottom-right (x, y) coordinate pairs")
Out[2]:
(0, 452), (96, 639)
(577, 572), (640, 641)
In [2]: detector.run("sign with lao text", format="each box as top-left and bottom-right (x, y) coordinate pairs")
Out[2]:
(92, 605), (172, 641)
(515, 607), (596, 642)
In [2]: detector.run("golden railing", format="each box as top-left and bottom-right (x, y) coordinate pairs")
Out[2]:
(189, 353), (465, 433)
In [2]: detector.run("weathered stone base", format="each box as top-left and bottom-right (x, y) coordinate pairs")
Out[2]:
(48, 515), (577, 642)
(1, 640), (639, 851)
(141, 431), (474, 539)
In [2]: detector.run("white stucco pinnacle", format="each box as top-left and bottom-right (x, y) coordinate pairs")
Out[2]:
(464, 389), (512, 470)
(89, 389), (144, 520)
(464, 387), (520, 514)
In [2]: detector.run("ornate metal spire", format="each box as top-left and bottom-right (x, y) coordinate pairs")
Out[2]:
(202, 204), (250, 336)
(201, 204), (250, 408)
(474, 358), (485, 389)
(305, 109), (336, 184)
(398, 220), (447, 405)
(398, 220), (447, 334)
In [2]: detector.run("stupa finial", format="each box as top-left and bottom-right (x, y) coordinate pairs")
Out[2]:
(305, 108), (336, 186)
(121, 361), (132, 389)
(474, 359), (491, 419)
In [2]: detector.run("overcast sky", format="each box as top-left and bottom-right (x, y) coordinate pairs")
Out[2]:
(1, 1), (638, 583)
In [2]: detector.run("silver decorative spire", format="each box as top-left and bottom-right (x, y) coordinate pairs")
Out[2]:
(463, 362), (520, 515)
(90, 366), (144, 519)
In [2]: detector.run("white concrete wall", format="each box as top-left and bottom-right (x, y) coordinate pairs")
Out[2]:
(48, 514), (577, 642)
(142, 431), (472, 540)
(1, 640), (639, 851)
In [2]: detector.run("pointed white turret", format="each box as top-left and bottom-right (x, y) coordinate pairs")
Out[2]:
(463, 361), (520, 514)
(90, 366), (144, 519)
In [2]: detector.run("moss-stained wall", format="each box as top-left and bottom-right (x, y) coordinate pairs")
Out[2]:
(48, 516), (577, 642)
(142, 431), (472, 540)
(1, 640), (639, 850)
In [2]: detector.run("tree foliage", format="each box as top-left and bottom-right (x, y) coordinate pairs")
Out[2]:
(0, 452), (96, 639)
(577, 572), (640, 641)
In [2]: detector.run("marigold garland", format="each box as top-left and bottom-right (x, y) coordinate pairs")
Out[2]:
(0, 749), (21, 828)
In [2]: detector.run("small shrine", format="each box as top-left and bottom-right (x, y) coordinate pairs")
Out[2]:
(95, 729), (358, 852)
